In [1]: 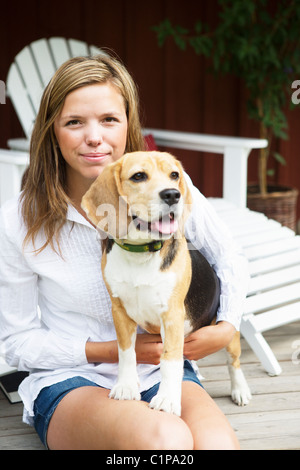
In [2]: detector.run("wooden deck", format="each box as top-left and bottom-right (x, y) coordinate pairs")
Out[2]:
(0, 321), (299, 450)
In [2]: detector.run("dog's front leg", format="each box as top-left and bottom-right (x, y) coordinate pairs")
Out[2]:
(226, 331), (252, 406)
(109, 298), (140, 401)
(149, 312), (184, 416)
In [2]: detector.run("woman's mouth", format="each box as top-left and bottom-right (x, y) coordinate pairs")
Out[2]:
(80, 153), (110, 162)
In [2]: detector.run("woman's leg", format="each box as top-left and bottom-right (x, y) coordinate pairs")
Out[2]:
(181, 381), (240, 450)
(47, 381), (239, 450)
(46, 386), (194, 450)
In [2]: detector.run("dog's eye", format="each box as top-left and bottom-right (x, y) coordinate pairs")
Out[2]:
(170, 171), (179, 181)
(130, 172), (148, 182)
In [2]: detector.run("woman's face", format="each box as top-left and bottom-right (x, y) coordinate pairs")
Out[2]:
(54, 83), (128, 190)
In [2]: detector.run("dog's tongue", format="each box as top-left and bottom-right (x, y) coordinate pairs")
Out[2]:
(151, 217), (178, 234)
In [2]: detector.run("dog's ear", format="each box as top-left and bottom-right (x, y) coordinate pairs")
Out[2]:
(81, 159), (130, 239)
(182, 176), (193, 212)
(174, 159), (192, 207)
(174, 159), (193, 229)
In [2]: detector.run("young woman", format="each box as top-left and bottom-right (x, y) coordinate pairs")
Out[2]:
(0, 53), (248, 450)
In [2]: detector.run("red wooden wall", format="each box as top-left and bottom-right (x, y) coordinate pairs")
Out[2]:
(1, 0), (300, 219)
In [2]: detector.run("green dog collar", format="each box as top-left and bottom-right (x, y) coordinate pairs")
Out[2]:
(114, 240), (164, 253)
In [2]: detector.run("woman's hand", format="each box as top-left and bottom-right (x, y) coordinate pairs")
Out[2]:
(184, 321), (236, 361)
(135, 334), (163, 365)
(86, 321), (236, 365)
(86, 333), (163, 365)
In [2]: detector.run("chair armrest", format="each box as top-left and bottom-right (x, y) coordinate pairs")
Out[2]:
(143, 128), (268, 207)
(0, 148), (29, 164)
(0, 149), (29, 205)
(2, 130), (268, 208)
(7, 138), (30, 152)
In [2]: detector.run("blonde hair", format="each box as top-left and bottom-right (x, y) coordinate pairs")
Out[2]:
(21, 54), (145, 253)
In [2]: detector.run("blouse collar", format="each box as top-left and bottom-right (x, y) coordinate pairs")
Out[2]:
(67, 204), (95, 229)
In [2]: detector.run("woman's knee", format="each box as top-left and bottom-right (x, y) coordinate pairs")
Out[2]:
(147, 414), (194, 450)
(194, 420), (240, 450)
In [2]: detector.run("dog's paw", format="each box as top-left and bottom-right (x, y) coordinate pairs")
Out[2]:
(149, 393), (181, 416)
(109, 382), (141, 401)
(231, 380), (252, 406)
(229, 367), (252, 406)
(231, 386), (252, 406)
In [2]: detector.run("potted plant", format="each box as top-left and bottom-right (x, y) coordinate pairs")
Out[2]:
(153, 0), (300, 230)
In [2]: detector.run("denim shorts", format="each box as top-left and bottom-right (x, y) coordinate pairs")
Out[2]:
(33, 360), (203, 448)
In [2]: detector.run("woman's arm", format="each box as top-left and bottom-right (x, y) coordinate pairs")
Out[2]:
(183, 321), (236, 361)
(85, 320), (234, 366)
(0, 210), (88, 370)
(85, 321), (235, 366)
(85, 334), (163, 365)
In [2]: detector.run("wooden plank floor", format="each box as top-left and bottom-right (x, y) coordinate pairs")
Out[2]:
(0, 321), (299, 450)
(199, 320), (300, 450)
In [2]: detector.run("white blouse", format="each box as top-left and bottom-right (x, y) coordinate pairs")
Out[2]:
(0, 175), (249, 426)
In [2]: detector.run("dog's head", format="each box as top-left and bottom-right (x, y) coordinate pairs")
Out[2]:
(81, 151), (192, 242)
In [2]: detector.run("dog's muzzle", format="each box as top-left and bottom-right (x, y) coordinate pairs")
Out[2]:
(131, 189), (182, 236)
(132, 212), (178, 235)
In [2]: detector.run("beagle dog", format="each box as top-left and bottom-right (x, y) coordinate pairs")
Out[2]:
(82, 151), (251, 415)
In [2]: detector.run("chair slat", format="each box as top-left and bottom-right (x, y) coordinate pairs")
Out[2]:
(6, 64), (36, 139)
(89, 45), (105, 56)
(48, 37), (71, 68)
(30, 38), (57, 87)
(236, 225), (293, 248)
(221, 212), (268, 228)
(248, 264), (300, 294)
(14, 46), (44, 114)
(245, 281), (300, 315)
(244, 235), (300, 261)
(249, 248), (300, 276)
(68, 39), (89, 56)
(244, 301), (300, 333)
(229, 219), (283, 238)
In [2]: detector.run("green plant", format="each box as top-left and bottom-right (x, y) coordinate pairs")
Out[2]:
(153, 0), (300, 195)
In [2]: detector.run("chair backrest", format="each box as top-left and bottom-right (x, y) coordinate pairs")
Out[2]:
(6, 37), (105, 139)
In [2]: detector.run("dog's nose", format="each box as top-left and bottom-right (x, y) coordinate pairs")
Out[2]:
(159, 189), (181, 206)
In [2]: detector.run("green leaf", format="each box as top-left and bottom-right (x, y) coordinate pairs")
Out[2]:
(175, 25), (189, 35)
(189, 36), (212, 56)
(195, 21), (202, 34)
(174, 35), (187, 51)
(273, 152), (287, 166)
(162, 18), (173, 35)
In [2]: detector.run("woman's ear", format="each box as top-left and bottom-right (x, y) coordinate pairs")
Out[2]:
(81, 159), (130, 239)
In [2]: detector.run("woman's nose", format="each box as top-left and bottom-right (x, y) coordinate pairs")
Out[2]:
(85, 125), (103, 146)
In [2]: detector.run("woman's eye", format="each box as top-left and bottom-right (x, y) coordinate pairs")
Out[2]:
(130, 172), (148, 182)
(104, 117), (117, 123)
(66, 119), (81, 126)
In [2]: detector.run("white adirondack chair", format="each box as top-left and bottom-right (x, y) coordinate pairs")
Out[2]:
(1, 38), (105, 204)
(1, 37), (300, 379)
